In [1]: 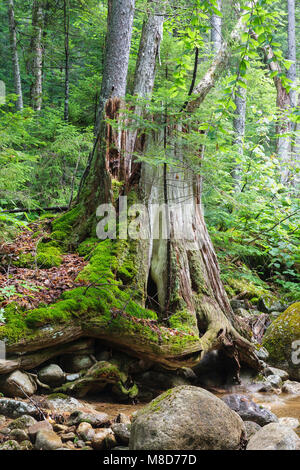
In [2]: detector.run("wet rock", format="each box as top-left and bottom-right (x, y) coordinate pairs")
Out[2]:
(66, 373), (80, 382)
(0, 440), (21, 450)
(67, 410), (110, 428)
(53, 423), (69, 433)
(61, 354), (94, 373)
(45, 396), (86, 413)
(0, 398), (40, 419)
(244, 421), (261, 440)
(112, 423), (131, 445)
(265, 374), (282, 389)
(0, 427), (10, 436)
(0, 370), (37, 398)
(77, 422), (95, 441)
(91, 428), (117, 450)
(263, 302), (300, 381)
(75, 439), (86, 449)
(278, 417), (299, 429)
(265, 367), (289, 381)
(9, 428), (29, 443)
(38, 364), (65, 387)
(222, 394), (278, 426)
(114, 446), (129, 450)
(61, 432), (76, 442)
(35, 429), (62, 450)
(28, 420), (53, 441)
(8, 415), (37, 430)
(247, 423), (300, 450)
(130, 386), (246, 450)
(282, 380), (300, 395)
(115, 413), (131, 425)
(256, 347), (269, 361)
(20, 440), (33, 450)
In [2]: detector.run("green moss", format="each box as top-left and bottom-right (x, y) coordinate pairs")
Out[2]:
(111, 179), (124, 202)
(51, 230), (68, 242)
(263, 302), (300, 364)
(51, 206), (83, 245)
(77, 238), (99, 257)
(168, 309), (198, 335)
(47, 393), (69, 400)
(0, 235), (199, 355)
(36, 244), (63, 268)
(0, 302), (30, 343)
(13, 253), (35, 268)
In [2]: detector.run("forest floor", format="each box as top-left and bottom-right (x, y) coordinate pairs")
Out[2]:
(0, 220), (88, 313)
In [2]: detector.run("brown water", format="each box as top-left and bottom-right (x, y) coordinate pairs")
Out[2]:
(252, 392), (300, 435)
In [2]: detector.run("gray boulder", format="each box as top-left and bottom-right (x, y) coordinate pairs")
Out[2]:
(0, 370), (37, 398)
(265, 367), (289, 381)
(35, 429), (62, 450)
(244, 421), (261, 440)
(278, 417), (299, 430)
(112, 423), (131, 445)
(38, 364), (65, 387)
(222, 394), (278, 426)
(282, 380), (300, 395)
(9, 428), (29, 443)
(44, 396), (86, 412)
(247, 423), (300, 450)
(61, 354), (94, 373)
(130, 386), (246, 450)
(8, 415), (37, 430)
(67, 410), (110, 427)
(0, 440), (21, 450)
(0, 399), (40, 419)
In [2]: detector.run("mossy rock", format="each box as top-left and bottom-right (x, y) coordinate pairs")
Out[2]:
(263, 302), (300, 380)
(13, 253), (35, 268)
(36, 245), (63, 268)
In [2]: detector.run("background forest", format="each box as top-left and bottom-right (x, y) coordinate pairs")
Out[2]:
(0, 0), (299, 305)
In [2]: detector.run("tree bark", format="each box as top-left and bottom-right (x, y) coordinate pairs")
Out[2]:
(64, 0), (70, 121)
(211, 0), (222, 53)
(30, 0), (44, 111)
(287, 0), (297, 109)
(7, 0), (23, 111)
(258, 35), (291, 184)
(232, 77), (247, 186)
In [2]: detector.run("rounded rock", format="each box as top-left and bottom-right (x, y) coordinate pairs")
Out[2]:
(130, 385), (246, 450)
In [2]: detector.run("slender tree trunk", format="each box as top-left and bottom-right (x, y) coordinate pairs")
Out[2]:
(78, 0), (135, 219)
(64, 0), (70, 121)
(252, 30), (291, 184)
(30, 0), (44, 111)
(287, 0), (297, 109)
(7, 0), (23, 111)
(232, 77), (247, 186)
(211, 0), (222, 53)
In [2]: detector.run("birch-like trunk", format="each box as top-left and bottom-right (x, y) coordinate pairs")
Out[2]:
(287, 0), (297, 109)
(232, 78), (247, 186)
(64, 0), (70, 121)
(211, 0), (222, 53)
(30, 0), (44, 111)
(7, 0), (23, 111)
